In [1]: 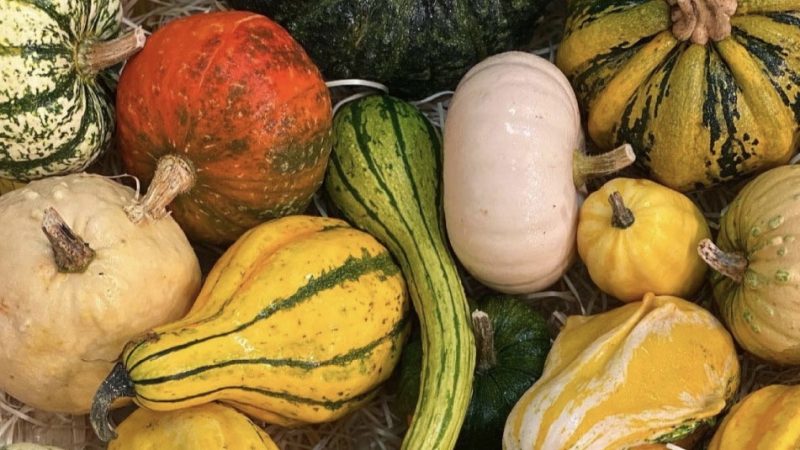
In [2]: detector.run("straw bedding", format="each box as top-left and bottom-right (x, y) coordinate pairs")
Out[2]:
(2, 1), (799, 448)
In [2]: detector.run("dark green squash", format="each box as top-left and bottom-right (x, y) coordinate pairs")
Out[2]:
(225, 0), (552, 98)
(393, 295), (551, 450)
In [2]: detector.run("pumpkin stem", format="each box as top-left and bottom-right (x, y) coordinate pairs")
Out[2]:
(609, 192), (635, 229)
(698, 238), (747, 283)
(79, 27), (146, 74)
(41, 207), (95, 273)
(90, 362), (136, 442)
(125, 154), (196, 224)
(573, 143), (635, 188)
(667, 0), (737, 45)
(472, 310), (497, 373)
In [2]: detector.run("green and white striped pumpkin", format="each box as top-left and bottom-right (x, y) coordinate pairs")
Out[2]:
(0, 0), (141, 180)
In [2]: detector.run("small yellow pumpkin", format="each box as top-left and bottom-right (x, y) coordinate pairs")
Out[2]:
(503, 293), (740, 450)
(109, 403), (278, 449)
(577, 177), (711, 301)
(709, 384), (800, 450)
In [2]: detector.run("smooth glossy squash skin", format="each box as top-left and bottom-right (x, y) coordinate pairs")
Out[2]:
(557, 0), (800, 191)
(704, 165), (800, 364)
(503, 293), (740, 450)
(0, 0), (141, 180)
(393, 295), (551, 450)
(90, 215), (409, 441)
(577, 177), (711, 301)
(109, 403), (278, 450)
(325, 95), (475, 450)
(117, 12), (332, 244)
(709, 384), (800, 450)
(226, 0), (551, 98)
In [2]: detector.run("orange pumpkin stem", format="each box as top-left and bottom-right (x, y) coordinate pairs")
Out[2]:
(472, 310), (496, 373)
(79, 27), (146, 75)
(609, 191), (635, 229)
(125, 154), (196, 224)
(698, 238), (747, 283)
(41, 207), (95, 273)
(668, 0), (737, 45)
(573, 143), (635, 188)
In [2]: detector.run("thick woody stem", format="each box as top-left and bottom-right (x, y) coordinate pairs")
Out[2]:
(472, 310), (497, 373)
(125, 154), (195, 224)
(667, 0), (737, 45)
(609, 192), (635, 229)
(698, 238), (747, 283)
(42, 207), (95, 273)
(79, 28), (146, 74)
(573, 143), (636, 188)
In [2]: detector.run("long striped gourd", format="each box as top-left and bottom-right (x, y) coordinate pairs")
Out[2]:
(0, 0), (144, 180)
(325, 95), (475, 450)
(90, 215), (410, 442)
(556, 0), (800, 191)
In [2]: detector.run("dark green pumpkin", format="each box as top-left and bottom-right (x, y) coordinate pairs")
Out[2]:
(224, 0), (552, 98)
(393, 295), (551, 450)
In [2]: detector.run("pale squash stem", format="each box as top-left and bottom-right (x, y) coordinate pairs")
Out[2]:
(472, 310), (497, 373)
(609, 192), (635, 229)
(80, 28), (146, 74)
(125, 154), (196, 224)
(668, 0), (737, 45)
(573, 143), (635, 188)
(41, 207), (95, 273)
(698, 239), (747, 283)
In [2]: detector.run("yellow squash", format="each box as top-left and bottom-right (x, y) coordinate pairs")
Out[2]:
(577, 177), (711, 301)
(109, 403), (278, 449)
(557, 0), (800, 191)
(503, 293), (740, 450)
(709, 384), (800, 450)
(90, 215), (410, 441)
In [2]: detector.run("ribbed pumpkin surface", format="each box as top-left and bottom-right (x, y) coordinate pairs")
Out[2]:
(119, 215), (409, 425)
(117, 12), (332, 244)
(557, 0), (800, 191)
(0, 0), (119, 179)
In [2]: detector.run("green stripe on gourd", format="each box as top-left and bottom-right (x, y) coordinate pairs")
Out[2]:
(325, 95), (475, 450)
(0, 0), (143, 180)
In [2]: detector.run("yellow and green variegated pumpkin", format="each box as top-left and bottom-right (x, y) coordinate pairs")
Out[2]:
(699, 164), (800, 364)
(0, 0), (144, 180)
(557, 0), (800, 191)
(504, 293), (740, 450)
(709, 384), (800, 450)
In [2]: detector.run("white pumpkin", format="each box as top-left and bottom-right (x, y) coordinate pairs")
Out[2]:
(0, 173), (201, 413)
(443, 51), (633, 294)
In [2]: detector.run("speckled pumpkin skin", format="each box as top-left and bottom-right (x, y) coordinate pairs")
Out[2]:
(117, 12), (332, 244)
(712, 164), (800, 364)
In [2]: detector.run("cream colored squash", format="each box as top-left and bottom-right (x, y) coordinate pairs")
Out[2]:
(0, 173), (201, 413)
(444, 51), (634, 294)
(503, 293), (740, 450)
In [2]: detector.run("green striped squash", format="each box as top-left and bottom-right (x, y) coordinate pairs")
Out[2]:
(325, 95), (476, 450)
(90, 215), (410, 442)
(556, 0), (800, 191)
(0, 0), (142, 180)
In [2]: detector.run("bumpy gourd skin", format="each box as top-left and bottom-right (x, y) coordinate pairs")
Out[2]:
(557, 0), (800, 191)
(109, 403), (278, 450)
(504, 293), (740, 450)
(709, 384), (800, 450)
(118, 215), (410, 426)
(710, 164), (800, 364)
(577, 177), (710, 301)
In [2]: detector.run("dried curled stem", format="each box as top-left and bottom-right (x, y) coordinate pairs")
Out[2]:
(125, 154), (195, 224)
(668, 0), (737, 45)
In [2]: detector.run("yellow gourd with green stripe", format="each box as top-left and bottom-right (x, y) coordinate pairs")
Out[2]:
(557, 0), (800, 191)
(109, 403), (278, 449)
(709, 384), (800, 450)
(503, 293), (740, 450)
(90, 215), (410, 441)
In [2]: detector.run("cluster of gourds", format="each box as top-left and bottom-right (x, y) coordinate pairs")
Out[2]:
(4, 0), (800, 449)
